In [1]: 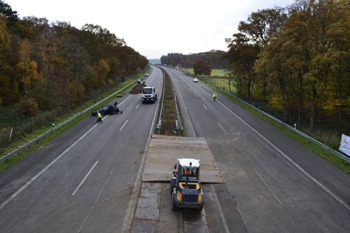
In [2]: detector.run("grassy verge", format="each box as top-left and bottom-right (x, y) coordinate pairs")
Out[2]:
(201, 81), (350, 175)
(0, 69), (149, 172)
(182, 68), (226, 76)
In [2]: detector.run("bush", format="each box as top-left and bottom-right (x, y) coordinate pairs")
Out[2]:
(15, 97), (39, 118)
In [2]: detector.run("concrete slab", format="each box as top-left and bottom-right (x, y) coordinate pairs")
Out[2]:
(158, 183), (183, 233)
(143, 135), (225, 183)
(131, 219), (157, 233)
(140, 182), (162, 199)
(135, 207), (159, 221)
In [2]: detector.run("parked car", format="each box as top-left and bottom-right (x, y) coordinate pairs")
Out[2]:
(193, 78), (198, 83)
(91, 105), (122, 116)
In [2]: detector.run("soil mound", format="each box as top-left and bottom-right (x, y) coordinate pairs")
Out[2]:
(130, 83), (146, 94)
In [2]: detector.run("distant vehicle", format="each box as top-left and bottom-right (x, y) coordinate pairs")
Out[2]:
(137, 78), (141, 84)
(142, 87), (158, 104)
(193, 78), (198, 83)
(91, 105), (122, 116)
(146, 74), (149, 77)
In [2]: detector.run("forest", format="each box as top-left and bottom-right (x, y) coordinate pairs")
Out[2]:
(0, 0), (148, 114)
(222, 0), (350, 137)
(160, 50), (227, 70)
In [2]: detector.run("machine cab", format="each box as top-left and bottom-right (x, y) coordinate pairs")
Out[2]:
(174, 158), (200, 182)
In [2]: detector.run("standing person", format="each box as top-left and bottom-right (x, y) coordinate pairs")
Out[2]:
(97, 111), (103, 123)
(213, 93), (217, 101)
(114, 101), (118, 107)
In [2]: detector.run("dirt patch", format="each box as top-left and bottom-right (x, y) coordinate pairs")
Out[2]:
(130, 83), (146, 94)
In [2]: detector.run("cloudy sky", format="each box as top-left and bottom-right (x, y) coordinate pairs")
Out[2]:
(9, 0), (293, 59)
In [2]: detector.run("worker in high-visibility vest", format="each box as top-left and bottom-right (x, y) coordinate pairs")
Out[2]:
(97, 111), (103, 123)
(213, 93), (217, 101)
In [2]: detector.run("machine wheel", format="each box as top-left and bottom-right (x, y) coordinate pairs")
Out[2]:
(172, 191), (178, 211)
(196, 201), (204, 212)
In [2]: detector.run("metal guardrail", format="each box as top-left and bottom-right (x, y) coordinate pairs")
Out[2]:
(173, 82), (183, 132)
(219, 89), (350, 163)
(0, 78), (140, 163)
(157, 71), (166, 133)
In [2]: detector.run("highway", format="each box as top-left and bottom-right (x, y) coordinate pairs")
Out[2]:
(165, 66), (350, 232)
(0, 67), (163, 232)
(1, 65), (350, 233)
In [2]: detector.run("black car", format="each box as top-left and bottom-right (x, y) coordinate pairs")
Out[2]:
(91, 105), (122, 116)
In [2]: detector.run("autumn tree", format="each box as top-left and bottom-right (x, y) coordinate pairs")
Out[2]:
(17, 38), (39, 96)
(193, 59), (212, 76)
(254, 0), (350, 132)
(222, 33), (258, 98)
(0, 0), (22, 35)
(94, 59), (110, 86)
(0, 14), (11, 105)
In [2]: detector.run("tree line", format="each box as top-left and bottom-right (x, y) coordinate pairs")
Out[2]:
(160, 50), (227, 70)
(0, 0), (148, 116)
(222, 0), (350, 134)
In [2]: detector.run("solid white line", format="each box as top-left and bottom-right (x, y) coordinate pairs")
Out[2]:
(218, 122), (227, 133)
(202, 104), (207, 110)
(120, 120), (128, 131)
(0, 122), (101, 210)
(121, 86), (161, 232)
(254, 168), (282, 205)
(72, 161), (99, 196)
(217, 98), (350, 211)
(211, 184), (230, 233)
(171, 73), (196, 137)
(78, 140), (129, 232)
(4, 168), (56, 231)
(191, 83), (350, 211)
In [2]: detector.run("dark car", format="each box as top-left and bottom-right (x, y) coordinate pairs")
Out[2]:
(91, 105), (121, 116)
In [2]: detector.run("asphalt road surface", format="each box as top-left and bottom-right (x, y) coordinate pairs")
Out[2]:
(164, 66), (350, 233)
(0, 67), (163, 233)
(1, 65), (350, 233)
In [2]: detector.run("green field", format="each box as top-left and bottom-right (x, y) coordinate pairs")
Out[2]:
(183, 68), (226, 77)
(181, 68), (236, 93)
(201, 77), (236, 93)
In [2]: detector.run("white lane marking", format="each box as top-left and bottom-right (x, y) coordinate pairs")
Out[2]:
(72, 161), (99, 196)
(4, 168), (56, 231)
(216, 95), (350, 211)
(136, 103), (140, 109)
(120, 120), (128, 131)
(194, 94), (197, 98)
(0, 122), (100, 210)
(117, 94), (132, 107)
(218, 122), (227, 133)
(121, 87), (161, 231)
(202, 104), (208, 110)
(78, 139), (129, 232)
(189, 81), (350, 211)
(254, 168), (282, 205)
(170, 72), (196, 137)
(211, 184), (230, 233)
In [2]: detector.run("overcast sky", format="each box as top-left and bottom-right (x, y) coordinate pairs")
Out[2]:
(8, 0), (293, 59)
